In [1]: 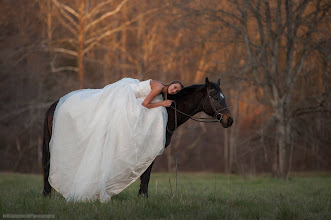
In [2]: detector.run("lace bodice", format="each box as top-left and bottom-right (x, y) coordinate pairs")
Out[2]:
(133, 79), (163, 102)
(134, 79), (152, 98)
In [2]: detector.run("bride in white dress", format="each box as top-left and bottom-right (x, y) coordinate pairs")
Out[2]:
(48, 78), (184, 202)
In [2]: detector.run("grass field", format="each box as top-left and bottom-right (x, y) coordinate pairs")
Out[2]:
(0, 172), (330, 219)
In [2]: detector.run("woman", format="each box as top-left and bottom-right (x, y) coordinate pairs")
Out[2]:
(48, 78), (184, 203)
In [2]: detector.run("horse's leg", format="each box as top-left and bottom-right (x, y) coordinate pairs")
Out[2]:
(138, 161), (154, 197)
(42, 101), (57, 197)
(138, 134), (172, 197)
(42, 114), (52, 196)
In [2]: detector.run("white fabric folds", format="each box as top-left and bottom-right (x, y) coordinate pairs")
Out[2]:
(48, 78), (167, 202)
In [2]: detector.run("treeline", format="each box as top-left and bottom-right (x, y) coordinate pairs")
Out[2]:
(0, 0), (330, 179)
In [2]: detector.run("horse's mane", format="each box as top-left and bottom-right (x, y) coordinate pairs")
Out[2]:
(167, 84), (205, 100)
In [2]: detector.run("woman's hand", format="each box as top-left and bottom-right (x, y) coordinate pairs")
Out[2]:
(162, 100), (173, 107)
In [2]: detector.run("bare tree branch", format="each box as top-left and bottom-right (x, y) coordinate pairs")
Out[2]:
(86, 0), (115, 19)
(51, 48), (78, 56)
(85, 0), (128, 31)
(84, 8), (159, 53)
(52, 0), (79, 17)
(56, 11), (78, 35)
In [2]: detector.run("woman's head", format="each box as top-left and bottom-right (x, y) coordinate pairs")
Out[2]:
(167, 80), (184, 95)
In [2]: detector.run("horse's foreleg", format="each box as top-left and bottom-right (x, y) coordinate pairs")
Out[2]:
(139, 161), (154, 197)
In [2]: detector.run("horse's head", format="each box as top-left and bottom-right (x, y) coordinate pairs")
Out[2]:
(202, 77), (233, 128)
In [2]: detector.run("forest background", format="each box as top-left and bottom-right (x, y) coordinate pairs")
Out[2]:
(0, 0), (330, 180)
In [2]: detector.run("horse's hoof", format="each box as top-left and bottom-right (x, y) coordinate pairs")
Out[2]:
(138, 191), (148, 198)
(43, 190), (51, 197)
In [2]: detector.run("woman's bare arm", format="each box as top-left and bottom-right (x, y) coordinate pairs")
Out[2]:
(142, 80), (172, 109)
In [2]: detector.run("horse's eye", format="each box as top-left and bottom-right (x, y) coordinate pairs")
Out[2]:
(212, 93), (219, 99)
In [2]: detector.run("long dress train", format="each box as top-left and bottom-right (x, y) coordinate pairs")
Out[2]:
(48, 78), (167, 202)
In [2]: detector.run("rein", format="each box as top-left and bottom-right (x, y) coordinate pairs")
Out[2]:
(166, 88), (229, 133)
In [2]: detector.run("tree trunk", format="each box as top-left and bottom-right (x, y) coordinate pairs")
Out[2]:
(276, 118), (287, 178)
(47, 0), (52, 52)
(274, 101), (291, 179)
(229, 94), (239, 173)
(78, 0), (86, 88)
(224, 128), (229, 173)
(272, 136), (279, 177)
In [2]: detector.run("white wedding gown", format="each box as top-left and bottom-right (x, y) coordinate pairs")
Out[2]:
(48, 78), (167, 202)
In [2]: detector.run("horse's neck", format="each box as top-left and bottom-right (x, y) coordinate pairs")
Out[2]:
(174, 87), (205, 127)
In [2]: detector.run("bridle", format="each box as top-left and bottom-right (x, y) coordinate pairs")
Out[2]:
(167, 87), (229, 133)
(203, 88), (229, 122)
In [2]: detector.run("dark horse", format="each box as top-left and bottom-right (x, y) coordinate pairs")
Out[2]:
(42, 77), (233, 198)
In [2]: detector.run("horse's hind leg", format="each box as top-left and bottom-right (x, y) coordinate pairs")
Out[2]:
(42, 135), (51, 196)
(139, 161), (154, 197)
(42, 101), (57, 197)
(42, 114), (51, 197)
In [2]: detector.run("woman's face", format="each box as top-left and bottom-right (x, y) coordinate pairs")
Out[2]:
(168, 83), (182, 95)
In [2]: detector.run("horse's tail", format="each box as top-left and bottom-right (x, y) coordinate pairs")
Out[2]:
(42, 101), (58, 197)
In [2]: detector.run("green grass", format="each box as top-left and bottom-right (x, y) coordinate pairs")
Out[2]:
(0, 172), (330, 219)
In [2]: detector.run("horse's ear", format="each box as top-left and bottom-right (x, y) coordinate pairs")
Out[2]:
(205, 77), (210, 84)
(217, 79), (220, 86)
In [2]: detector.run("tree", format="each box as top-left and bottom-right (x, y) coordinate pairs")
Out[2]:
(204, 0), (329, 179)
(48, 0), (157, 88)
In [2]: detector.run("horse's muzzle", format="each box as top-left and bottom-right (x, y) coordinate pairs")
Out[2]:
(227, 117), (233, 127)
(221, 115), (233, 128)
